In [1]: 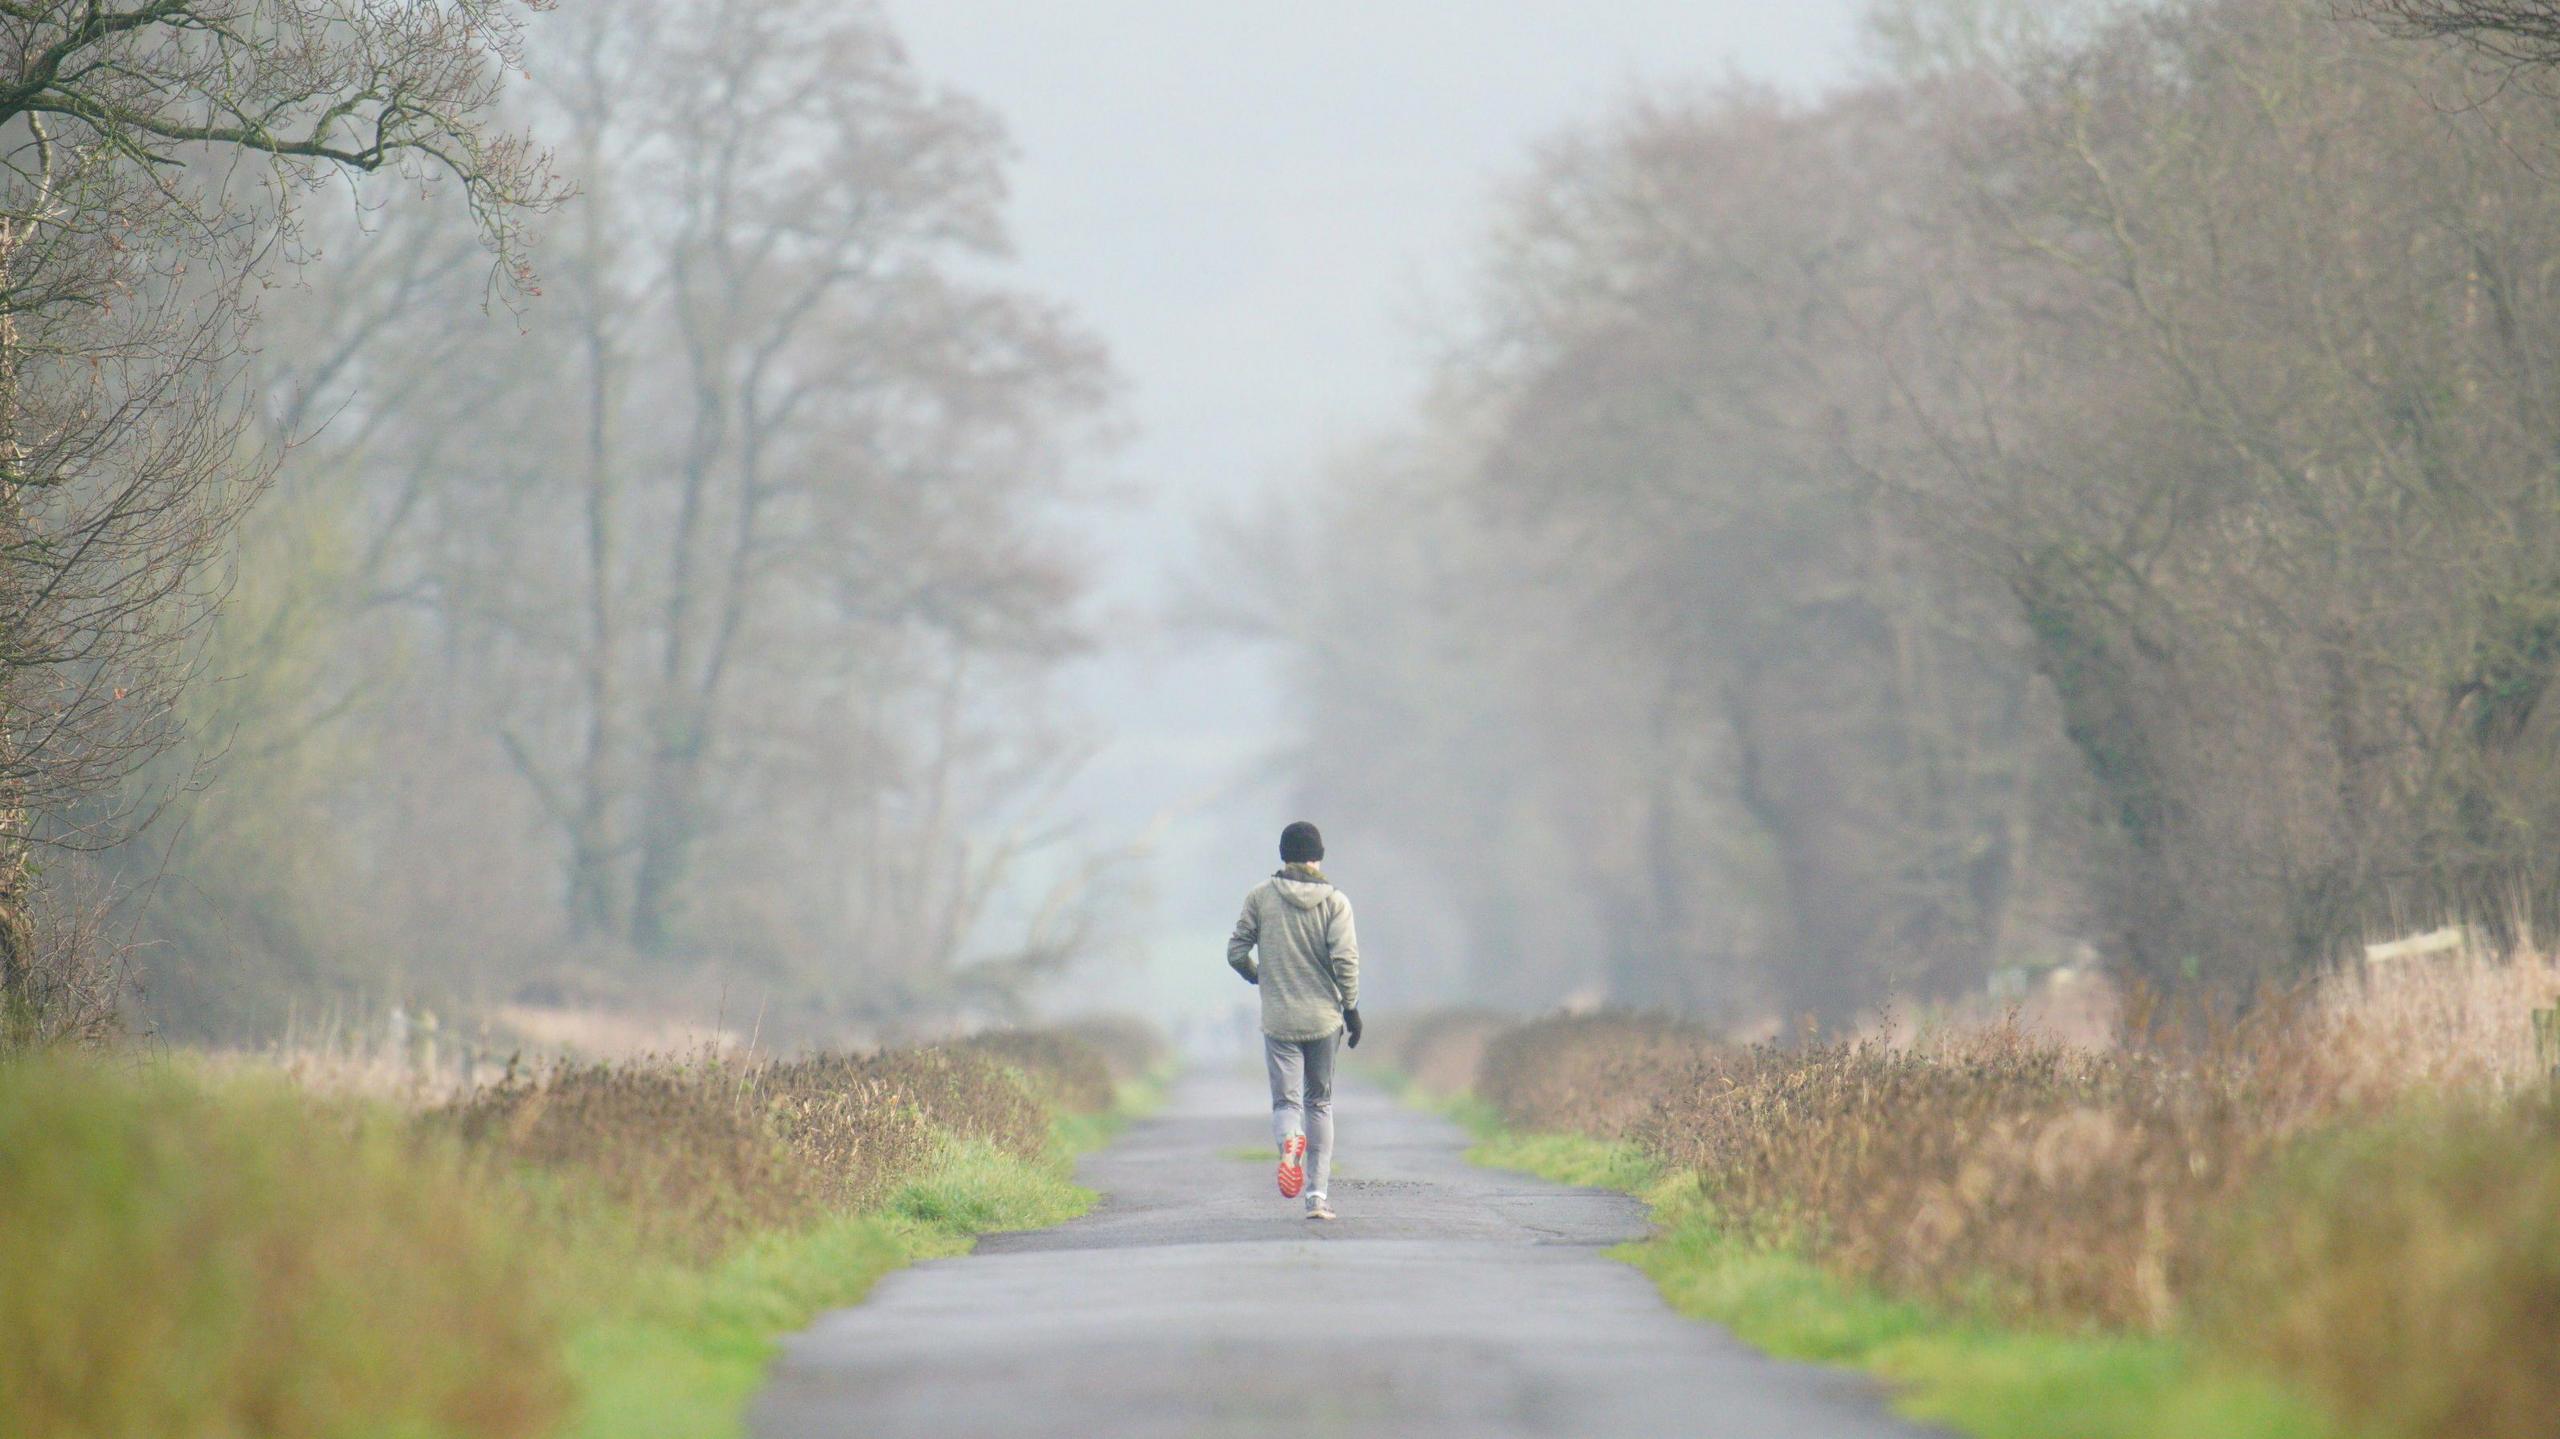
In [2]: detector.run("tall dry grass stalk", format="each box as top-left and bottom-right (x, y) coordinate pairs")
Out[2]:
(1477, 1013), (1721, 1138)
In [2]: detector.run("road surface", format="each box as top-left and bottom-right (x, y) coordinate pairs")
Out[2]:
(751, 1067), (1942, 1438)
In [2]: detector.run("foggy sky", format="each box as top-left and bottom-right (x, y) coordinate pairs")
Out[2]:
(880, 2), (1864, 1019)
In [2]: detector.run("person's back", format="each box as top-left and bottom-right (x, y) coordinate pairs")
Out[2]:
(1227, 821), (1361, 1219)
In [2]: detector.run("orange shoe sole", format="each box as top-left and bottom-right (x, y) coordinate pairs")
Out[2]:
(1277, 1135), (1306, 1199)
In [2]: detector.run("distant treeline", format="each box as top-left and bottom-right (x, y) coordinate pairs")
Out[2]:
(1255, 0), (2560, 1020)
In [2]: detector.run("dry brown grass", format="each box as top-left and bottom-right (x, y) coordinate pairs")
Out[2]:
(490, 1002), (742, 1060)
(1476, 1012), (1720, 1138)
(956, 1028), (1119, 1116)
(1370, 1008), (1515, 1098)
(2294, 952), (2558, 1100)
(1632, 1029), (2259, 1327)
(1458, 954), (2560, 1433)
(193, 1035), (485, 1109)
(756, 1055), (943, 1209)
(860, 1044), (1056, 1158)
(440, 1025), (1141, 1259)
(444, 1057), (819, 1260)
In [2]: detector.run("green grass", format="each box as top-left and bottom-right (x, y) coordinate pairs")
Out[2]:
(566, 1096), (1144, 1439)
(1467, 1126), (1657, 1192)
(562, 1212), (916, 1439)
(1463, 1124), (2345, 1439)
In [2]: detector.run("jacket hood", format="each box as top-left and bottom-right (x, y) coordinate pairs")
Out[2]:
(1271, 865), (1335, 910)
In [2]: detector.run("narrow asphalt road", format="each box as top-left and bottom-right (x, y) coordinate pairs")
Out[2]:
(751, 1067), (1942, 1439)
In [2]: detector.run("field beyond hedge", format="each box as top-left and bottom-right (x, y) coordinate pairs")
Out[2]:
(0, 1022), (1163, 1439)
(1380, 958), (2560, 1439)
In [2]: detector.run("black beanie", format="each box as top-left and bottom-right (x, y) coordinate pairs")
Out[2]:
(1280, 821), (1324, 864)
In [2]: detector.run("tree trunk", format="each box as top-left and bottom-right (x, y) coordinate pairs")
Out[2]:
(566, 228), (619, 939)
(0, 826), (30, 1031)
(626, 714), (702, 954)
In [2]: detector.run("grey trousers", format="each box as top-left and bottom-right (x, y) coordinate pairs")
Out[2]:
(1264, 1031), (1338, 1206)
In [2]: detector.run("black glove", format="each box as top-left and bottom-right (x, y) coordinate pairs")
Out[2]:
(1342, 1006), (1362, 1049)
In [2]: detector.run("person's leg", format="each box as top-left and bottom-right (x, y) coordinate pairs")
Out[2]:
(1301, 1033), (1338, 1210)
(1264, 1032), (1304, 1152)
(1265, 1032), (1310, 1197)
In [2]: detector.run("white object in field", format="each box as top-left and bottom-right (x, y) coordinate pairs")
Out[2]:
(2362, 925), (2470, 965)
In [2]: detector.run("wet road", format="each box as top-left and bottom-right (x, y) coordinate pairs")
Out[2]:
(750, 1067), (1941, 1439)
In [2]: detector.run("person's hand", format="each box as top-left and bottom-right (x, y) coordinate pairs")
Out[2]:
(1343, 1006), (1362, 1048)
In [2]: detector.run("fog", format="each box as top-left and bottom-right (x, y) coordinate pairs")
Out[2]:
(11, 13), (2560, 1438)
(13, 0), (2560, 1051)
(884, 0), (1862, 1027)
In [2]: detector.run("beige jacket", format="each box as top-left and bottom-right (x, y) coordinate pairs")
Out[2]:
(1226, 862), (1360, 1041)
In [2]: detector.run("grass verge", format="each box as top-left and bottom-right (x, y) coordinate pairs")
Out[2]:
(1, 1036), (1166, 1439)
(1383, 978), (2560, 1439)
(1461, 1123), (2345, 1439)
(566, 1123), (1114, 1439)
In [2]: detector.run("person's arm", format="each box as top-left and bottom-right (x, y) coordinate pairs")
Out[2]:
(1328, 893), (1360, 1011)
(1226, 890), (1261, 984)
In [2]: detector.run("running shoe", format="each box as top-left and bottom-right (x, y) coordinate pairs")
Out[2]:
(1305, 1201), (1337, 1221)
(1277, 1134), (1306, 1199)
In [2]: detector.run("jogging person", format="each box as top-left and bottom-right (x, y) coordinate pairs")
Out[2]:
(1227, 820), (1361, 1220)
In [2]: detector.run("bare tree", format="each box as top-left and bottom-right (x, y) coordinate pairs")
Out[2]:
(2357, 1), (2560, 65)
(307, 0), (1118, 1009)
(87, 0), (1114, 1037)
(1268, 0), (2560, 1018)
(0, 3), (559, 1028)
(1862, 0), (2560, 989)
(557, 0), (1104, 957)
(1249, 84), (2069, 1027)
(0, 3), (555, 250)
